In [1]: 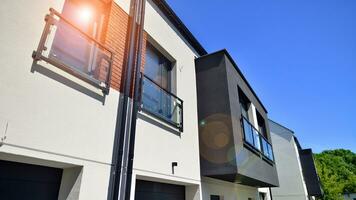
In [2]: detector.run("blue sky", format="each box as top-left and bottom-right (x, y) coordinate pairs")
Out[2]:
(166, 0), (356, 153)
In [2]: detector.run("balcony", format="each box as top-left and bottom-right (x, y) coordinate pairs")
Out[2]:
(32, 8), (113, 94)
(140, 73), (183, 132)
(241, 117), (274, 162)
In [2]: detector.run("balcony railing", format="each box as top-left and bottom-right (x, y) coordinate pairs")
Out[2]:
(140, 73), (183, 132)
(241, 116), (274, 161)
(32, 8), (113, 94)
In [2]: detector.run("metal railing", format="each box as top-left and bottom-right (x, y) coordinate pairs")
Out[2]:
(140, 73), (183, 132)
(241, 116), (274, 161)
(32, 8), (113, 94)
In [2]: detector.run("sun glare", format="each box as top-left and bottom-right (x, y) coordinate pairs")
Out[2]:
(78, 6), (93, 22)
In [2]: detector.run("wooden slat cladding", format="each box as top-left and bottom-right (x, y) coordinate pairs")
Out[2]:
(104, 2), (147, 93)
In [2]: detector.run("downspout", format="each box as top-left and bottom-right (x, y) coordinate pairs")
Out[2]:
(269, 187), (273, 200)
(108, 0), (146, 199)
(124, 0), (146, 198)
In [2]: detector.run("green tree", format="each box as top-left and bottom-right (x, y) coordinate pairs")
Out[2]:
(314, 149), (356, 200)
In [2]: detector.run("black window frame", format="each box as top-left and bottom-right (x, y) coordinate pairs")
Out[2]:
(238, 87), (251, 121)
(140, 42), (183, 132)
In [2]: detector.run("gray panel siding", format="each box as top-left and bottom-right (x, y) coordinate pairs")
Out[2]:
(195, 50), (279, 187)
(223, 54), (278, 186)
(195, 53), (237, 180)
(299, 149), (323, 197)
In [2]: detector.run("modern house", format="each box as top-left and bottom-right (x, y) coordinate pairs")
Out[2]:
(195, 50), (279, 200)
(269, 120), (323, 200)
(0, 0), (280, 200)
(0, 0), (205, 199)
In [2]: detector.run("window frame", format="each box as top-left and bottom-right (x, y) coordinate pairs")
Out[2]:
(140, 40), (183, 132)
(32, 7), (113, 94)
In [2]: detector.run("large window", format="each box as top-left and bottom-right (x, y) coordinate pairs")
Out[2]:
(141, 42), (183, 131)
(32, 0), (113, 93)
(145, 43), (173, 91)
(238, 88), (250, 121)
(256, 111), (267, 138)
(210, 195), (221, 200)
(239, 88), (274, 162)
(50, 0), (109, 80)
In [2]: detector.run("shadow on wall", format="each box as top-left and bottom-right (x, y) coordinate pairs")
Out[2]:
(58, 166), (83, 200)
(137, 113), (181, 137)
(31, 62), (107, 104)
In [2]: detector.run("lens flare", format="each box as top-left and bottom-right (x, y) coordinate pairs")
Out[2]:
(78, 6), (93, 22)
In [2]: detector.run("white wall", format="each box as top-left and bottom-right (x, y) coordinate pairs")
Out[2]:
(201, 177), (258, 200)
(129, 0), (202, 195)
(269, 122), (309, 200)
(0, 0), (121, 199)
(258, 188), (271, 200)
(0, 0), (202, 199)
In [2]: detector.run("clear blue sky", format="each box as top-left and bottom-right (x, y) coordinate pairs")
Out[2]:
(166, 0), (356, 153)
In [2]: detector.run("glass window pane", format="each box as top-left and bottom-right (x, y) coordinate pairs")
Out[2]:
(144, 43), (172, 90)
(141, 76), (182, 128)
(268, 144), (274, 161)
(253, 129), (261, 150)
(49, 0), (109, 83)
(243, 119), (254, 146)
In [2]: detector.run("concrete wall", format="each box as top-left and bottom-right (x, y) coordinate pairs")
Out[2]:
(201, 177), (258, 200)
(269, 120), (309, 200)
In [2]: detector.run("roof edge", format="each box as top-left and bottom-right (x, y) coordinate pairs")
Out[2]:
(152, 0), (207, 56)
(196, 49), (268, 113)
(268, 119), (296, 134)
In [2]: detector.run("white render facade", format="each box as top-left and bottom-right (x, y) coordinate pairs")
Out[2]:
(0, 0), (276, 200)
(0, 0), (202, 199)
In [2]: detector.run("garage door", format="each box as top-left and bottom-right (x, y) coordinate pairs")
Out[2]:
(0, 160), (63, 200)
(135, 180), (185, 200)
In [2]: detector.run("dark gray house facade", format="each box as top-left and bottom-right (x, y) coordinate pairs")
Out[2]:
(195, 50), (279, 187)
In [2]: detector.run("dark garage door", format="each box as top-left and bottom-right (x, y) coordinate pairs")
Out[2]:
(135, 180), (185, 200)
(0, 160), (63, 200)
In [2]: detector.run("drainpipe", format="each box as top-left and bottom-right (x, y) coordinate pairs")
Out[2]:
(269, 187), (273, 200)
(108, 0), (146, 199)
(124, 0), (146, 198)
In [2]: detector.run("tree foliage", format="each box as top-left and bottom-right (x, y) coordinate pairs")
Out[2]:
(314, 149), (356, 200)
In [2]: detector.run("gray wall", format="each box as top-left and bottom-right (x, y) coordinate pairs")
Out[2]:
(195, 50), (279, 187)
(299, 149), (323, 197)
(269, 120), (309, 200)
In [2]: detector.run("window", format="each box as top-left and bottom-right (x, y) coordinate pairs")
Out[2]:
(210, 195), (221, 200)
(32, 0), (113, 94)
(143, 43), (174, 119)
(256, 111), (267, 138)
(238, 88), (250, 120)
(50, 0), (109, 80)
(144, 43), (173, 91)
(259, 193), (266, 200)
(141, 42), (183, 131)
